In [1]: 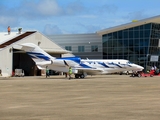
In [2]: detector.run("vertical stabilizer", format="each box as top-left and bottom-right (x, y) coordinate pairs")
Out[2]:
(21, 43), (55, 63)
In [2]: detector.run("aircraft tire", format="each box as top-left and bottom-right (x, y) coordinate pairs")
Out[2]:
(138, 74), (141, 77)
(126, 71), (129, 75)
(132, 74), (135, 77)
(119, 72), (122, 75)
(80, 74), (85, 78)
(75, 74), (80, 78)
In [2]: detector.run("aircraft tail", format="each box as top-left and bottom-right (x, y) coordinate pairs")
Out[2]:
(20, 43), (55, 63)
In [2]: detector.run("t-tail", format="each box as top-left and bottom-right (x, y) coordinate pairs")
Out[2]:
(20, 43), (55, 64)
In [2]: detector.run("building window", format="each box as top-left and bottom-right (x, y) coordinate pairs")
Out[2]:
(91, 45), (98, 52)
(78, 46), (85, 52)
(65, 46), (72, 51)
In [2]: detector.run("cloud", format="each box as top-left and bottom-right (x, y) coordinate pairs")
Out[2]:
(85, 25), (101, 33)
(96, 3), (118, 14)
(0, 0), (99, 32)
(0, 0), (87, 21)
(17, 0), (64, 19)
(123, 11), (149, 21)
(36, 0), (63, 16)
(78, 15), (97, 18)
(18, 0), (87, 19)
(43, 24), (63, 35)
(0, 16), (19, 29)
(77, 23), (101, 33)
(65, 1), (86, 15)
(0, 4), (19, 28)
(1, 0), (158, 35)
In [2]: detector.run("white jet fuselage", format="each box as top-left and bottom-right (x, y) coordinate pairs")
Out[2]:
(19, 43), (144, 76)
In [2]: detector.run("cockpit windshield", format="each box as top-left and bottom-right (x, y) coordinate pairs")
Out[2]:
(127, 61), (133, 64)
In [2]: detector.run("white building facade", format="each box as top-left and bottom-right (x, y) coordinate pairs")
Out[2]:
(0, 31), (69, 76)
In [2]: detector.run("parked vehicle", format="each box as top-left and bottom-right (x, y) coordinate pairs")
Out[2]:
(14, 69), (24, 77)
(131, 69), (160, 77)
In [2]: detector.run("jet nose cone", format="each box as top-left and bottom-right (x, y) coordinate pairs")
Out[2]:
(138, 66), (144, 71)
(141, 66), (144, 70)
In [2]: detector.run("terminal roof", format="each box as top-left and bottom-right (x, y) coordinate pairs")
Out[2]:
(97, 15), (160, 35)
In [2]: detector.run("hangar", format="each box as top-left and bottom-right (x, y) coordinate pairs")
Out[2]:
(0, 31), (70, 76)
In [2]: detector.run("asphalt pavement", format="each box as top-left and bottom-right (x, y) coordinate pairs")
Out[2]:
(0, 75), (160, 120)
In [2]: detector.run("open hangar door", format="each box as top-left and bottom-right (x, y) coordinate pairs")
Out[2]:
(12, 49), (63, 76)
(13, 49), (41, 76)
(48, 53), (62, 75)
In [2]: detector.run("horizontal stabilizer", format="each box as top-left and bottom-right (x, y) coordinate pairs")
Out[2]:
(37, 66), (45, 70)
(21, 45), (35, 51)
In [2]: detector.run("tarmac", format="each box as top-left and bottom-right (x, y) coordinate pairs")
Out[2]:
(0, 74), (160, 120)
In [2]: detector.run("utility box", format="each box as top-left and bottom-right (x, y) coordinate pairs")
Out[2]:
(15, 69), (24, 77)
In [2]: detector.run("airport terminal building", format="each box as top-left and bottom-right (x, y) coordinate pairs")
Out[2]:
(48, 15), (160, 71)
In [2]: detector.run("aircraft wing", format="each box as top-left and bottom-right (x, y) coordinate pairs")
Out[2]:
(37, 65), (46, 70)
(73, 67), (105, 75)
(36, 61), (52, 66)
(75, 67), (100, 71)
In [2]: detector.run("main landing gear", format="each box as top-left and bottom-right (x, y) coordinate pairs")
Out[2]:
(75, 74), (85, 78)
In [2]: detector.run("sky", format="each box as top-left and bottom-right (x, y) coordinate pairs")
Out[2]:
(0, 0), (160, 35)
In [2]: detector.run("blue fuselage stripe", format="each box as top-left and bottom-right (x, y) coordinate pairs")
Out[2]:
(27, 52), (50, 61)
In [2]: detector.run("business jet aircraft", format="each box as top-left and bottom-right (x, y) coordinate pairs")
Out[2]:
(18, 43), (144, 78)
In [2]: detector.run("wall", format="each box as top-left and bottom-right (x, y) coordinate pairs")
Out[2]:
(0, 46), (13, 76)
(47, 33), (103, 59)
